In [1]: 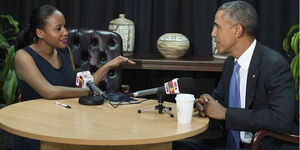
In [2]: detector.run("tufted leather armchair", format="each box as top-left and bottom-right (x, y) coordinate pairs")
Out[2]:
(67, 29), (123, 93)
(250, 129), (299, 150)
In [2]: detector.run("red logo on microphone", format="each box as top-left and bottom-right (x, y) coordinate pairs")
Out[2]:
(76, 71), (94, 88)
(168, 81), (175, 94)
(164, 78), (180, 94)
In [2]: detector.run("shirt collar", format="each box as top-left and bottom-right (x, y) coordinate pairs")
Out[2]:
(236, 39), (256, 71)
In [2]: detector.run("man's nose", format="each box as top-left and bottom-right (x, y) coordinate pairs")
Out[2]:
(211, 28), (216, 37)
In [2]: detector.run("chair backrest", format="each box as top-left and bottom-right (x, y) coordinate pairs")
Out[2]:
(67, 29), (123, 93)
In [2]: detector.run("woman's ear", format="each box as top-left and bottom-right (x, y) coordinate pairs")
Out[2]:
(36, 29), (44, 39)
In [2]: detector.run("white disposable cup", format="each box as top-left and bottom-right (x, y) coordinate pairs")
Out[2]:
(175, 93), (195, 124)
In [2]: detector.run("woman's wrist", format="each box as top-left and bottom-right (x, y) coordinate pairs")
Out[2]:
(92, 64), (110, 84)
(102, 62), (112, 70)
(88, 88), (94, 96)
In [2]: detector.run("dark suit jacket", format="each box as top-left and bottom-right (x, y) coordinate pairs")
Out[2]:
(212, 42), (297, 135)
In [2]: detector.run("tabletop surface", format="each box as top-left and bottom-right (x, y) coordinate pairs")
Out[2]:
(0, 98), (209, 146)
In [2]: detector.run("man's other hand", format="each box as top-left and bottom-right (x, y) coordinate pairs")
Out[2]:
(196, 94), (227, 120)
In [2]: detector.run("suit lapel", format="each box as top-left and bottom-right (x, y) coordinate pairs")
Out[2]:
(245, 42), (262, 108)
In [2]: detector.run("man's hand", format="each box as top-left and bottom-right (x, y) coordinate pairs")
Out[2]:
(195, 94), (227, 120)
(194, 97), (208, 117)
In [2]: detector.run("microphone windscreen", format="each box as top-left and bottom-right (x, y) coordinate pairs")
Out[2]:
(177, 77), (196, 94)
(76, 71), (94, 88)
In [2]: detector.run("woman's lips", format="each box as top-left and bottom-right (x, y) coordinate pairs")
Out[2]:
(61, 39), (68, 44)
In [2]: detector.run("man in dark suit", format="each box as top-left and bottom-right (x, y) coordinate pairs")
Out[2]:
(173, 1), (298, 150)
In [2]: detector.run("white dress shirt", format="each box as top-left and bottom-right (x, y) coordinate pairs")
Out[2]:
(236, 39), (256, 143)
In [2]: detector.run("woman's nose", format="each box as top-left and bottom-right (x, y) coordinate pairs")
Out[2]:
(63, 27), (68, 36)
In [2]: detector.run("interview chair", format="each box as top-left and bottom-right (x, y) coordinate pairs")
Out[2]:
(250, 129), (299, 150)
(67, 29), (123, 93)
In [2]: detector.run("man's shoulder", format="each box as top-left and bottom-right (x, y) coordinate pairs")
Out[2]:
(255, 42), (288, 65)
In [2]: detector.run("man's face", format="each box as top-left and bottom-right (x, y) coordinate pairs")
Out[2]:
(211, 10), (237, 55)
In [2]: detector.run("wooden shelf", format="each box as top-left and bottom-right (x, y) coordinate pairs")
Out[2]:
(123, 54), (225, 72)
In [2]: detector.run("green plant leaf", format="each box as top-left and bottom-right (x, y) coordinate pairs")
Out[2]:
(0, 45), (15, 81)
(287, 24), (299, 39)
(282, 38), (289, 53)
(290, 55), (299, 100)
(2, 69), (17, 105)
(283, 24), (299, 52)
(0, 14), (19, 106)
(0, 24), (3, 34)
(0, 15), (20, 34)
(291, 32), (299, 54)
(290, 55), (299, 79)
(7, 36), (17, 41)
(6, 45), (15, 67)
(0, 34), (9, 48)
(0, 59), (8, 81)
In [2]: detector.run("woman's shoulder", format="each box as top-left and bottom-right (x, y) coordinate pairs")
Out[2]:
(15, 47), (32, 57)
(16, 46), (34, 55)
(15, 47), (36, 69)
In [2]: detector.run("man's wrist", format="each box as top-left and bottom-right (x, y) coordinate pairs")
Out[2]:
(221, 108), (227, 120)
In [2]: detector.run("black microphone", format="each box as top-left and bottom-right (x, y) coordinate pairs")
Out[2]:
(129, 77), (195, 97)
(86, 81), (108, 99)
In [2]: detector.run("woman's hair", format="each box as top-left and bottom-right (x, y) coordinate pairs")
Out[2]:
(218, 1), (258, 37)
(15, 4), (58, 50)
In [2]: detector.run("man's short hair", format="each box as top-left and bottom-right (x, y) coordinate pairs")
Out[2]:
(218, 1), (258, 36)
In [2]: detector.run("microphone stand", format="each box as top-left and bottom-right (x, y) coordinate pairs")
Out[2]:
(78, 85), (104, 105)
(137, 93), (174, 118)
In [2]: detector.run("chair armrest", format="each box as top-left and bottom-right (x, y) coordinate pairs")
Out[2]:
(250, 129), (299, 150)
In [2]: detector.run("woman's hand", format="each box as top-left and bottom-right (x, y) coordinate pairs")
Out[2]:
(106, 56), (135, 69)
(93, 56), (135, 84)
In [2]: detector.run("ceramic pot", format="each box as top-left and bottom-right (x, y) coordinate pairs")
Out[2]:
(157, 33), (190, 59)
(109, 14), (135, 56)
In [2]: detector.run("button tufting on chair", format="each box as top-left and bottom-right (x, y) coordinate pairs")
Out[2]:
(68, 29), (123, 93)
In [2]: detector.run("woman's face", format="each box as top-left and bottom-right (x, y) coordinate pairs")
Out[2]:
(38, 10), (68, 49)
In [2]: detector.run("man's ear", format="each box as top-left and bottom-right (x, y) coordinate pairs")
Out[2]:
(235, 24), (243, 37)
(36, 29), (44, 39)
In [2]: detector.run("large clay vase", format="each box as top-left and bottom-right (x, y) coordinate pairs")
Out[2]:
(157, 33), (190, 59)
(109, 14), (135, 56)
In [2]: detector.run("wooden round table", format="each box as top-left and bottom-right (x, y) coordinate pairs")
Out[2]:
(0, 98), (209, 150)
